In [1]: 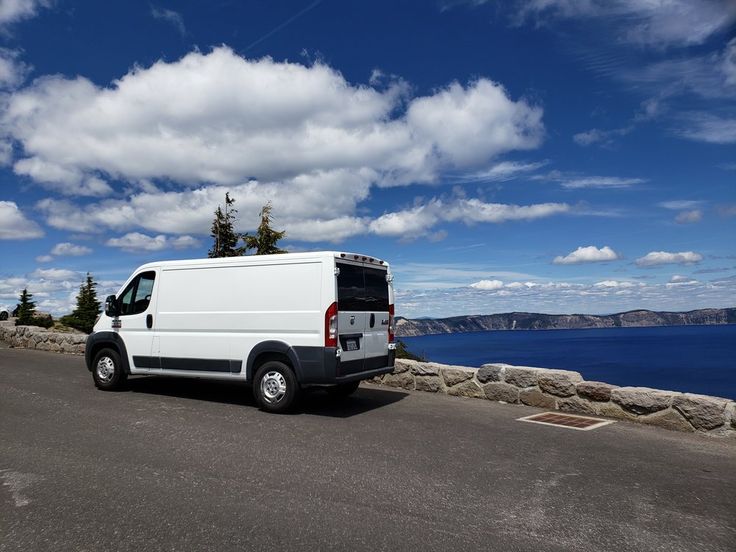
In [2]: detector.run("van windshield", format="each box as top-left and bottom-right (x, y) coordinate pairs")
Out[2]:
(337, 263), (389, 312)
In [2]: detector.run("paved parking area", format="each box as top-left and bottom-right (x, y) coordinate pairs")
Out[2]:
(1, 347), (735, 551)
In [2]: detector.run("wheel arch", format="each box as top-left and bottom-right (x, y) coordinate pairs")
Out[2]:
(246, 341), (302, 382)
(85, 332), (131, 374)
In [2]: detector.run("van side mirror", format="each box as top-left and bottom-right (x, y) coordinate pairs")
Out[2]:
(104, 295), (119, 317)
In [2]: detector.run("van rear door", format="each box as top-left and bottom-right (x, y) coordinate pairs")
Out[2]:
(336, 261), (390, 376)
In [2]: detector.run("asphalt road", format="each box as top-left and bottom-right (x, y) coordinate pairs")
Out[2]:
(1, 346), (735, 552)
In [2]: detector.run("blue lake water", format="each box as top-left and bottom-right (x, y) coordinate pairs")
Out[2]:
(402, 325), (736, 400)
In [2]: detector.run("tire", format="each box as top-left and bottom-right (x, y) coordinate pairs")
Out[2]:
(92, 348), (127, 391)
(253, 361), (299, 413)
(325, 380), (360, 398)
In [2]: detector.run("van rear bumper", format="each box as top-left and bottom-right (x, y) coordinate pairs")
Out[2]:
(295, 346), (395, 384)
(334, 364), (394, 384)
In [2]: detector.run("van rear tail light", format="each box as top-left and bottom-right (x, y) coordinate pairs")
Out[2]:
(388, 304), (395, 343)
(325, 302), (338, 348)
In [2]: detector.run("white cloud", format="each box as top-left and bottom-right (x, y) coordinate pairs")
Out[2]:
(35, 254), (52, 262)
(594, 280), (636, 288)
(674, 209), (703, 224)
(30, 268), (78, 281)
(534, 170), (645, 189)
(455, 160), (547, 183)
(151, 6), (186, 36)
(676, 113), (736, 144)
(658, 200), (704, 210)
(516, 0), (736, 48)
(106, 232), (201, 253)
(369, 203), (439, 238)
(573, 126), (632, 147)
(0, 0), (50, 25)
(0, 200), (43, 239)
(635, 251), (703, 267)
(669, 275), (698, 285)
(50, 242), (92, 256)
(469, 279), (504, 290)
(2, 47), (544, 196)
(406, 79), (543, 167)
(0, 48), (30, 89)
(553, 245), (620, 265)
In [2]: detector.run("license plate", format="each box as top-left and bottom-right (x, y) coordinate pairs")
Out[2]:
(345, 339), (359, 351)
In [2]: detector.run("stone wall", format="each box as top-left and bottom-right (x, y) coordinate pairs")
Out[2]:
(0, 322), (86, 355)
(372, 359), (736, 437)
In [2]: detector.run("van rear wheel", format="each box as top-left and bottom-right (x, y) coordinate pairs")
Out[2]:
(253, 361), (299, 413)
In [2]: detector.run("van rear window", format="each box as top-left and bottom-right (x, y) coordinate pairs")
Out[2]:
(337, 263), (389, 312)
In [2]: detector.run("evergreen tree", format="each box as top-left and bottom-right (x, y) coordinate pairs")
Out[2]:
(61, 273), (101, 334)
(208, 192), (242, 258)
(15, 288), (37, 326)
(242, 202), (287, 255)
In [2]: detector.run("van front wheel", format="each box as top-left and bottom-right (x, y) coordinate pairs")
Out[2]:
(92, 348), (127, 391)
(253, 361), (299, 413)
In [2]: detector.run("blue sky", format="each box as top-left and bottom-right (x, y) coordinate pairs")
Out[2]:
(0, 0), (734, 318)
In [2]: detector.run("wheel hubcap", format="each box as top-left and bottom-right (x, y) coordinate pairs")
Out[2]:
(96, 356), (115, 383)
(260, 371), (287, 404)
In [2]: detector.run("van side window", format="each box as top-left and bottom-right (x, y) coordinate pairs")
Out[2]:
(118, 271), (156, 316)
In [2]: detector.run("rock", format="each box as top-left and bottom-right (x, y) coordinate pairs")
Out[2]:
(482, 382), (519, 403)
(477, 364), (505, 383)
(595, 401), (636, 421)
(392, 359), (414, 374)
(382, 371), (414, 390)
(672, 394), (728, 431)
(447, 379), (485, 399)
(519, 389), (556, 409)
(611, 387), (673, 415)
(504, 367), (541, 388)
(441, 367), (474, 387)
(410, 363), (440, 376)
(640, 409), (695, 433)
(557, 397), (597, 415)
(414, 376), (442, 393)
(576, 381), (618, 402)
(537, 370), (583, 397)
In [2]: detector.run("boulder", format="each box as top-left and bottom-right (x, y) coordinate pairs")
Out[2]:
(576, 381), (617, 402)
(504, 367), (541, 388)
(477, 364), (505, 383)
(519, 389), (556, 409)
(482, 382), (519, 403)
(557, 397), (597, 416)
(414, 376), (442, 393)
(410, 363), (440, 376)
(640, 409), (695, 433)
(392, 359), (414, 374)
(672, 394), (728, 431)
(447, 379), (485, 399)
(382, 371), (414, 390)
(611, 387), (673, 415)
(440, 367), (474, 387)
(537, 369), (583, 397)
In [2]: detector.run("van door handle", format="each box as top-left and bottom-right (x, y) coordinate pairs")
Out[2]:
(370, 313), (375, 328)
(146, 314), (153, 329)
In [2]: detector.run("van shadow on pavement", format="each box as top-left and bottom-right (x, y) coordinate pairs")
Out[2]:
(124, 376), (407, 418)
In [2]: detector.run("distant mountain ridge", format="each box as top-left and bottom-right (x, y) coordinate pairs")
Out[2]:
(395, 308), (736, 337)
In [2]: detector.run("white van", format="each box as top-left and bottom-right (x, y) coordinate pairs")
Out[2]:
(85, 252), (396, 412)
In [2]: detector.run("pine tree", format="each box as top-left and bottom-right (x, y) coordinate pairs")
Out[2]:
(15, 288), (36, 326)
(242, 202), (287, 255)
(208, 192), (242, 258)
(61, 273), (101, 334)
